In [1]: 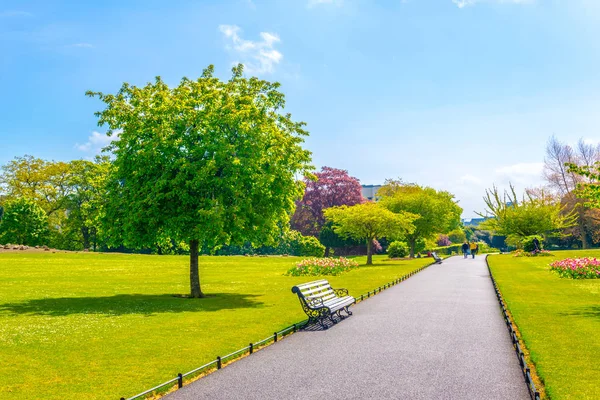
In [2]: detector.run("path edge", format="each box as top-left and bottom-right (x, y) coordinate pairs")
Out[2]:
(120, 258), (439, 400)
(485, 254), (544, 400)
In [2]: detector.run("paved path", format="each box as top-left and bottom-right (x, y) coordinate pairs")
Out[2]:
(165, 256), (530, 400)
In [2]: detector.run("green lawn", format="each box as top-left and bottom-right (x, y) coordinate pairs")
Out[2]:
(488, 250), (600, 400)
(0, 252), (430, 400)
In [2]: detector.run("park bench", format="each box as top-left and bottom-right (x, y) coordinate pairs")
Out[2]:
(431, 251), (443, 264)
(291, 279), (355, 329)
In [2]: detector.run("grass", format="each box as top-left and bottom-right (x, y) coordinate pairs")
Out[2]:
(0, 252), (431, 400)
(488, 250), (600, 400)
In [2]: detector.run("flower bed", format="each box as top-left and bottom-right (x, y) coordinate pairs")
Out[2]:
(549, 257), (600, 279)
(513, 249), (554, 258)
(286, 257), (360, 276)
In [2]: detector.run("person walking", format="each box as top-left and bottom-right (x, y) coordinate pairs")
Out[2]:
(532, 237), (540, 253)
(461, 241), (469, 259)
(470, 241), (478, 259)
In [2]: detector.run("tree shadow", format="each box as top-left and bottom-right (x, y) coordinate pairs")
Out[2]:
(560, 305), (600, 320)
(0, 293), (263, 317)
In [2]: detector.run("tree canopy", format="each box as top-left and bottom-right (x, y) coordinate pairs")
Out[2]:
(291, 166), (363, 237)
(323, 202), (416, 265)
(479, 184), (577, 246)
(0, 197), (48, 246)
(379, 180), (462, 257)
(87, 64), (313, 297)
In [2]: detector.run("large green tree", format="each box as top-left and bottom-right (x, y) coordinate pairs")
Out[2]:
(479, 184), (576, 245)
(87, 65), (312, 298)
(379, 181), (462, 257)
(63, 157), (111, 251)
(323, 202), (416, 265)
(0, 198), (48, 245)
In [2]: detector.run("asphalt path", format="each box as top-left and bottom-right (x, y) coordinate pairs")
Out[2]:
(164, 255), (530, 400)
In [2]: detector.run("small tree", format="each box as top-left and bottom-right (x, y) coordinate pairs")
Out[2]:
(88, 65), (312, 298)
(379, 181), (462, 257)
(323, 202), (416, 265)
(0, 198), (48, 245)
(291, 166), (363, 237)
(479, 184), (577, 246)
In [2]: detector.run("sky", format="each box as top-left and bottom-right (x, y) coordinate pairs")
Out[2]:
(1, 0), (600, 218)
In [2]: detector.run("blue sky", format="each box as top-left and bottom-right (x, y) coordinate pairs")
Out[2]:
(1, 0), (600, 218)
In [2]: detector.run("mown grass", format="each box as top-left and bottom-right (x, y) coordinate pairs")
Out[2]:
(488, 250), (600, 400)
(0, 252), (430, 400)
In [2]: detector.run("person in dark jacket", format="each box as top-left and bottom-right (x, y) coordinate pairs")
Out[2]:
(532, 237), (540, 253)
(461, 241), (469, 258)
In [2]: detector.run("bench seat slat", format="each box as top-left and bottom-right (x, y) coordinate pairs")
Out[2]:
(300, 285), (333, 296)
(295, 280), (329, 290)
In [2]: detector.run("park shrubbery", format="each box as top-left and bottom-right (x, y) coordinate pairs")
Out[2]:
(286, 257), (359, 276)
(387, 241), (409, 258)
(549, 257), (600, 279)
(512, 249), (554, 257)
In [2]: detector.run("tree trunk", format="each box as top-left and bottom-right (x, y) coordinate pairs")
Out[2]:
(578, 217), (589, 249)
(189, 239), (204, 298)
(81, 226), (90, 250)
(409, 237), (416, 258)
(324, 246), (330, 257)
(366, 239), (373, 265)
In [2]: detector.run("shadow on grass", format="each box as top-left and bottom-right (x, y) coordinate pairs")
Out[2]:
(560, 305), (600, 319)
(0, 293), (263, 317)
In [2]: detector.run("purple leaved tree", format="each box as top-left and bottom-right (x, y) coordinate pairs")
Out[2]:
(291, 166), (364, 237)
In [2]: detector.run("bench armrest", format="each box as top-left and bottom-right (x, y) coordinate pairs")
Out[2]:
(306, 297), (325, 309)
(333, 288), (349, 297)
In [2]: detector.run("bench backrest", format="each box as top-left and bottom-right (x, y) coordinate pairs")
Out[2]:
(291, 279), (336, 304)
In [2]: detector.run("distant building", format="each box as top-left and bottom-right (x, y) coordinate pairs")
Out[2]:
(462, 217), (490, 227)
(362, 185), (382, 201)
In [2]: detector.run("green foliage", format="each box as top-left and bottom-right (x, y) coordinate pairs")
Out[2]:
(0, 156), (111, 251)
(480, 184), (577, 244)
(387, 241), (408, 258)
(323, 202), (416, 265)
(521, 236), (543, 252)
(0, 197), (48, 245)
(87, 64), (313, 297)
(567, 162), (600, 208)
(379, 180), (462, 257)
(286, 257), (359, 276)
(286, 230), (325, 257)
(318, 220), (361, 255)
(447, 229), (467, 243)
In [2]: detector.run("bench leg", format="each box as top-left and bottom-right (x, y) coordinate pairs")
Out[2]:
(344, 306), (353, 316)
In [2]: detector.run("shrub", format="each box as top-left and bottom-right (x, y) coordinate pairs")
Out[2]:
(448, 229), (467, 244)
(290, 233), (326, 257)
(549, 257), (600, 279)
(513, 249), (554, 258)
(522, 236), (543, 252)
(388, 241), (409, 258)
(437, 234), (451, 247)
(372, 239), (383, 253)
(286, 257), (360, 276)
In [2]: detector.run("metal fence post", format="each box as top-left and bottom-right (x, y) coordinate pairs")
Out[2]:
(217, 356), (222, 369)
(249, 343), (253, 354)
(274, 332), (278, 343)
(177, 373), (183, 388)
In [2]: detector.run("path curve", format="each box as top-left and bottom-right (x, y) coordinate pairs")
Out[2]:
(165, 256), (530, 400)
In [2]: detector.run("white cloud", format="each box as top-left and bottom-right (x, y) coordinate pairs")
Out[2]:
(0, 10), (33, 17)
(308, 0), (343, 8)
(452, 0), (533, 8)
(459, 174), (482, 184)
(75, 131), (119, 154)
(219, 25), (283, 74)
